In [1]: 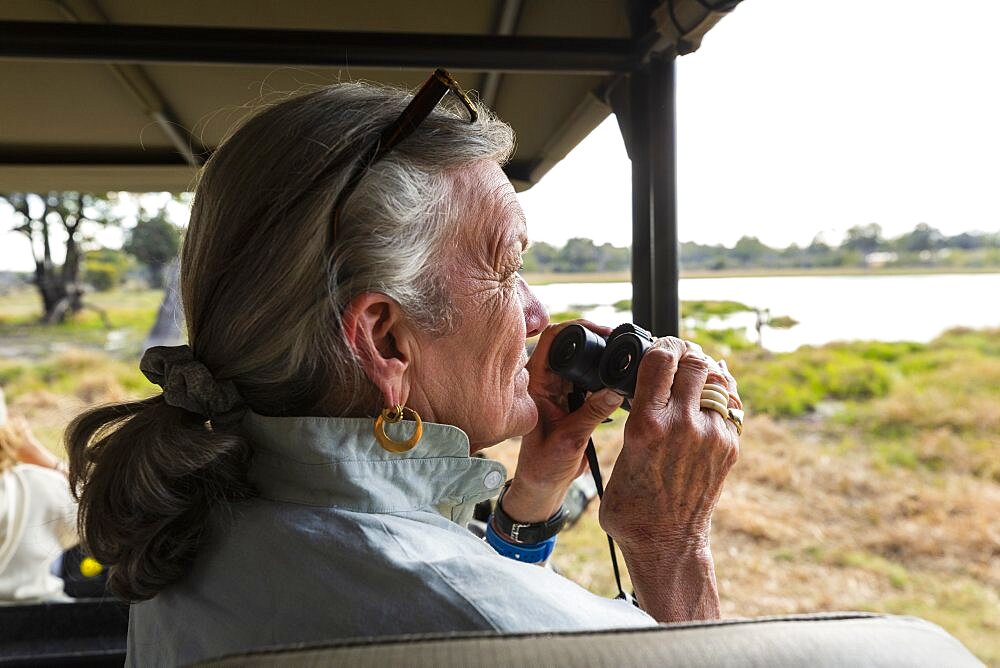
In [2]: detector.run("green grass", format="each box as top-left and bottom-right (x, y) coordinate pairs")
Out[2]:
(612, 299), (754, 319)
(829, 549), (912, 590)
(548, 309), (584, 322)
(684, 300), (754, 318)
(0, 349), (153, 402)
(0, 288), (165, 357)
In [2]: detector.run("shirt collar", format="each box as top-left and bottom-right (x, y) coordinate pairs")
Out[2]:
(242, 411), (507, 519)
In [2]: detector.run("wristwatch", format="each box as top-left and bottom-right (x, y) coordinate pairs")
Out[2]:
(490, 480), (568, 545)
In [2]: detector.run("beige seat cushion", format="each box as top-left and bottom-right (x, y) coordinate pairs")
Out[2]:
(200, 612), (983, 667)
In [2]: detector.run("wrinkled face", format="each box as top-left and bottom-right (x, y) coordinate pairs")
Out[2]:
(405, 161), (548, 452)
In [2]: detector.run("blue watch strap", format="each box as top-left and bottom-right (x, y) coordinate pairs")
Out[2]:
(485, 515), (557, 563)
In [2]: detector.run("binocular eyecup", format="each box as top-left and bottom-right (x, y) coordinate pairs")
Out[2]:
(547, 323), (655, 403)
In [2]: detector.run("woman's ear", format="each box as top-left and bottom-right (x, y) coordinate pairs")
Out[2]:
(341, 292), (413, 407)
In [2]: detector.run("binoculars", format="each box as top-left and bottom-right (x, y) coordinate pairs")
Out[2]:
(547, 323), (655, 402)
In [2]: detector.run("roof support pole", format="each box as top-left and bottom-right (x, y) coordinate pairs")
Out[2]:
(628, 67), (653, 330)
(619, 52), (679, 337)
(648, 53), (680, 337)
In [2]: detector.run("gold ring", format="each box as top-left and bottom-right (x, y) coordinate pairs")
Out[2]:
(727, 408), (745, 436)
(700, 397), (729, 418)
(374, 405), (423, 453)
(703, 381), (744, 429)
(703, 383), (730, 397)
(700, 389), (729, 406)
(699, 398), (745, 436)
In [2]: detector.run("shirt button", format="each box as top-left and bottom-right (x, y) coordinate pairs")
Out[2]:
(483, 470), (504, 489)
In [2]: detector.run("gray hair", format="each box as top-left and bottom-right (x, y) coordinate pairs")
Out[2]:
(66, 80), (515, 601)
(185, 81), (515, 416)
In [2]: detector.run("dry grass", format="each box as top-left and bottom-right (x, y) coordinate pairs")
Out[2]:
(488, 413), (999, 665)
(1, 317), (996, 663)
(1, 347), (155, 454)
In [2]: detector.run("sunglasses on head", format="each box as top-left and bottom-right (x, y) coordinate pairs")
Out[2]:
(329, 69), (478, 243)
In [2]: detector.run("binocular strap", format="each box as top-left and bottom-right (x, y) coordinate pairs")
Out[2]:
(568, 389), (632, 604)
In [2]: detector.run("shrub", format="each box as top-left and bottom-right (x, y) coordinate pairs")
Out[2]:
(83, 260), (120, 292)
(733, 345), (895, 417)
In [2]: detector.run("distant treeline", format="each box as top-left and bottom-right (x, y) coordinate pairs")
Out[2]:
(523, 238), (630, 273)
(524, 224), (1000, 273)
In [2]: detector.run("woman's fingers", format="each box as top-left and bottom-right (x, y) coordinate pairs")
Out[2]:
(668, 350), (711, 419)
(630, 338), (685, 413)
(719, 359), (743, 409)
(511, 387), (623, 522)
(552, 389), (623, 449)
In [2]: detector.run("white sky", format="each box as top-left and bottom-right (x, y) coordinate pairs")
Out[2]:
(3, 0), (999, 270)
(520, 0), (1000, 249)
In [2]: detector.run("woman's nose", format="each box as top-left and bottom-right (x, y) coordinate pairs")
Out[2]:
(519, 277), (549, 338)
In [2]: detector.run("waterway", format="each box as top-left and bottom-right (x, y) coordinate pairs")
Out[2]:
(530, 273), (1000, 352)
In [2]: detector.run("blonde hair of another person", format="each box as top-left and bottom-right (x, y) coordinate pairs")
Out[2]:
(0, 426), (18, 474)
(66, 82), (514, 602)
(0, 388), (15, 473)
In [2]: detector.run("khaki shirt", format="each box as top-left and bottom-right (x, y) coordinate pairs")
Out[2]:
(127, 412), (655, 666)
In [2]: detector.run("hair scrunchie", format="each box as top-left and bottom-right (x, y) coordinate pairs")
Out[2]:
(139, 345), (246, 426)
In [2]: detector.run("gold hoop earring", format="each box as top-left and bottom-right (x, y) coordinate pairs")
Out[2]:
(374, 405), (423, 454)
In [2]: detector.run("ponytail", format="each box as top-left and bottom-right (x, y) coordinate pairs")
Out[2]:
(66, 395), (254, 601)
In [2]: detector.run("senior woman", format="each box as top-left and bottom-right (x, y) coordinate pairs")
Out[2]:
(67, 71), (742, 666)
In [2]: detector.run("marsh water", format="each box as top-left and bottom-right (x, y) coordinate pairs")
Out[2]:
(531, 272), (1000, 352)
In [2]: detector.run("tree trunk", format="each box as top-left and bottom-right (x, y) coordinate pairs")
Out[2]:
(60, 198), (84, 321)
(33, 194), (85, 324)
(144, 259), (185, 350)
(148, 262), (165, 290)
(5, 191), (105, 325)
(35, 258), (68, 323)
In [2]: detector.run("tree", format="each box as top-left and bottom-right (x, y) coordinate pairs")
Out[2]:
(1, 192), (117, 323)
(522, 241), (558, 273)
(895, 223), (944, 253)
(84, 248), (133, 292)
(842, 223), (885, 254)
(125, 210), (181, 289)
(731, 236), (773, 265)
(946, 232), (982, 250)
(558, 237), (600, 272)
(597, 242), (630, 271)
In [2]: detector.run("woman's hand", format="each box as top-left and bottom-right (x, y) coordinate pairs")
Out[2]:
(599, 337), (741, 621)
(8, 416), (64, 472)
(502, 321), (624, 523)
